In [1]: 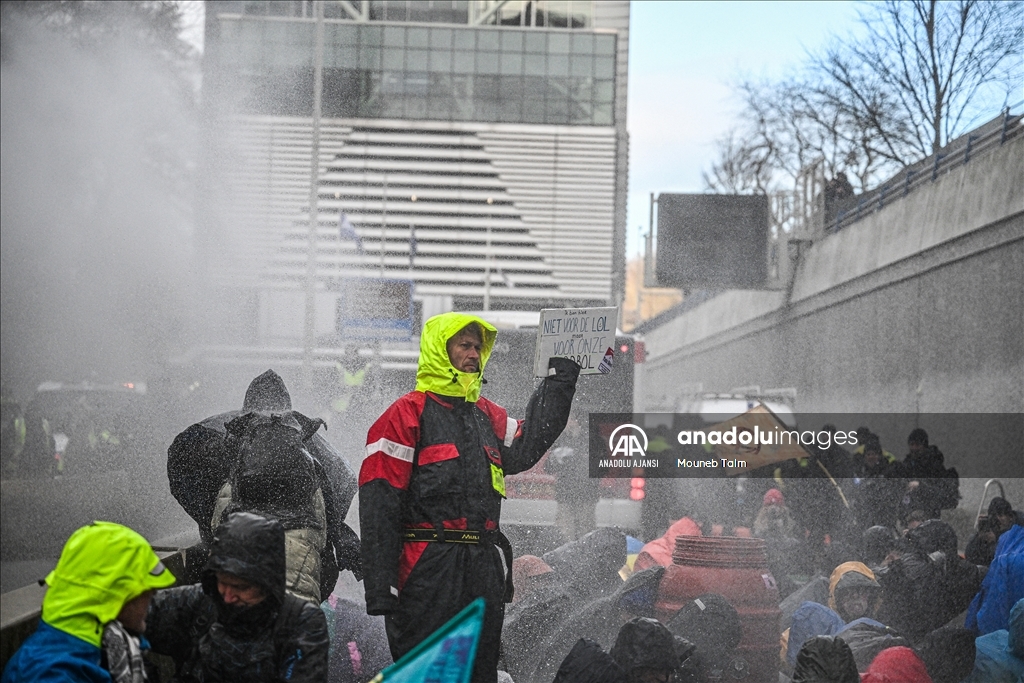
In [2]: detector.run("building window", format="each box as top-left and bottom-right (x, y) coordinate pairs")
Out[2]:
(214, 11), (615, 126)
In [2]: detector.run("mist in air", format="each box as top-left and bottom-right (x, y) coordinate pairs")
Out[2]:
(1, 3), (199, 399)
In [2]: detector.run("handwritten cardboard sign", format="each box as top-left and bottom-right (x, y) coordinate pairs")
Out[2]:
(533, 307), (619, 377)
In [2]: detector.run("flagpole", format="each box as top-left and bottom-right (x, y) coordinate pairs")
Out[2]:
(484, 198), (492, 311)
(409, 223), (415, 276)
(302, 0), (324, 392)
(380, 174), (387, 278)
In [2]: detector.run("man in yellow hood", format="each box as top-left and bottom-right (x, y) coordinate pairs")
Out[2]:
(2, 521), (176, 683)
(829, 561), (882, 622)
(359, 312), (580, 683)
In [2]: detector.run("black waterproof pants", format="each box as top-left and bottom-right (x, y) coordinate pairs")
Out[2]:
(384, 542), (506, 683)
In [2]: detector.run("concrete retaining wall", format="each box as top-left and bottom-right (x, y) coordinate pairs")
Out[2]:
(640, 134), (1024, 413)
(637, 135), (1024, 505)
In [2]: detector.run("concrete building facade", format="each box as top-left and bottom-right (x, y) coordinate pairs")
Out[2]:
(200, 0), (629, 345)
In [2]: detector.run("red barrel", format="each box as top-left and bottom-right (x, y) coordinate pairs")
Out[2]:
(655, 536), (780, 682)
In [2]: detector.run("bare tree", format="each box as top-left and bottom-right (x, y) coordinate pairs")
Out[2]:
(706, 0), (1023, 193)
(701, 128), (775, 194)
(831, 0), (1023, 158)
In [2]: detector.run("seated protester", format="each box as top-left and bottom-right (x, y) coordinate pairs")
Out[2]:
(791, 635), (859, 683)
(891, 429), (959, 524)
(509, 555), (554, 605)
(753, 489), (803, 597)
(913, 625), (976, 683)
(553, 617), (687, 683)
(323, 595), (393, 683)
(2, 522), (176, 683)
(784, 602), (845, 672)
(509, 566), (668, 683)
(146, 512), (329, 682)
(608, 618), (681, 683)
(780, 560), (881, 666)
(851, 436), (900, 530)
(963, 598), (1024, 683)
(666, 594), (743, 681)
(835, 618), (908, 672)
(861, 525), (899, 568)
(860, 646), (933, 683)
(553, 639), (628, 683)
(753, 489), (798, 539)
(828, 562), (882, 622)
(965, 497), (1024, 566)
(966, 522), (1024, 635)
(876, 520), (982, 642)
(965, 517), (1001, 567)
(634, 517), (701, 570)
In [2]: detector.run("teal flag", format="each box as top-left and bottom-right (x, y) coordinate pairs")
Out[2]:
(371, 598), (485, 683)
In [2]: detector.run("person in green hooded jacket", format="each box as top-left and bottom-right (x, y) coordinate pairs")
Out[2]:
(359, 312), (580, 683)
(2, 521), (176, 683)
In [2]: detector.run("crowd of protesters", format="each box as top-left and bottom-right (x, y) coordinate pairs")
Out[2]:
(6, 497), (1020, 682)
(6, 455), (1021, 682)
(3, 313), (1022, 682)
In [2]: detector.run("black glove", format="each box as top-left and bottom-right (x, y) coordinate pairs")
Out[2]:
(334, 522), (364, 581)
(548, 356), (582, 382)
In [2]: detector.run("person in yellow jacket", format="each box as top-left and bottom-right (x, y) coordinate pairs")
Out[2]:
(2, 521), (176, 683)
(828, 561), (882, 622)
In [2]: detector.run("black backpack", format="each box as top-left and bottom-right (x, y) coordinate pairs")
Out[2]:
(224, 411), (323, 531)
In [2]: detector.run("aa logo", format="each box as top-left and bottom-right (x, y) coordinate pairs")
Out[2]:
(608, 424), (648, 458)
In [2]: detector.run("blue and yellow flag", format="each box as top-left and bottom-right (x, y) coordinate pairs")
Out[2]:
(371, 598), (485, 683)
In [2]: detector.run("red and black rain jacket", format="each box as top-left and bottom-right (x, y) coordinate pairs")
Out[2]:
(358, 357), (579, 615)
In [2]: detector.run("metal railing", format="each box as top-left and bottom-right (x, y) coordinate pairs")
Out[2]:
(826, 106), (1023, 235)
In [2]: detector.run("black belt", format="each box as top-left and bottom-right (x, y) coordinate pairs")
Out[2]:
(402, 527), (516, 603)
(402, 528), (483, 544)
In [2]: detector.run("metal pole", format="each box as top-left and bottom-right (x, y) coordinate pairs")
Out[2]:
(483, 223), (492, 311)
(380, 175), (388, 277)
(303, 0), (325, 390)
(649, 192), (655, 236)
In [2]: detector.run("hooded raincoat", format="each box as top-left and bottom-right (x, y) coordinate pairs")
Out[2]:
(964, 597), (1024, 682)
(877, 520), (982, 642)
(634, 517), (702, 570)
(2, 522), (176, 683)
(358, 312), (579, 683)
(166, 369), (360, 601)
(828, 561), (881, 621)
(834, 618), (907, 672)
(859, 646), (933, 683)
(145, 512), (329, 682)
(553, 639), (629, 683)
(966, 523), (1024, 635)
(791, 635), (859, 683)
(785, 602), (845, 669)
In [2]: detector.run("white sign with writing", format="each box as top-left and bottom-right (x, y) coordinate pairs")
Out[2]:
(533, 307), (619, 377)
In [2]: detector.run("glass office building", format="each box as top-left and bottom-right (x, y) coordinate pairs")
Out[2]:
(201, 0), (629, 336)
(214, 18), (617, 124)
